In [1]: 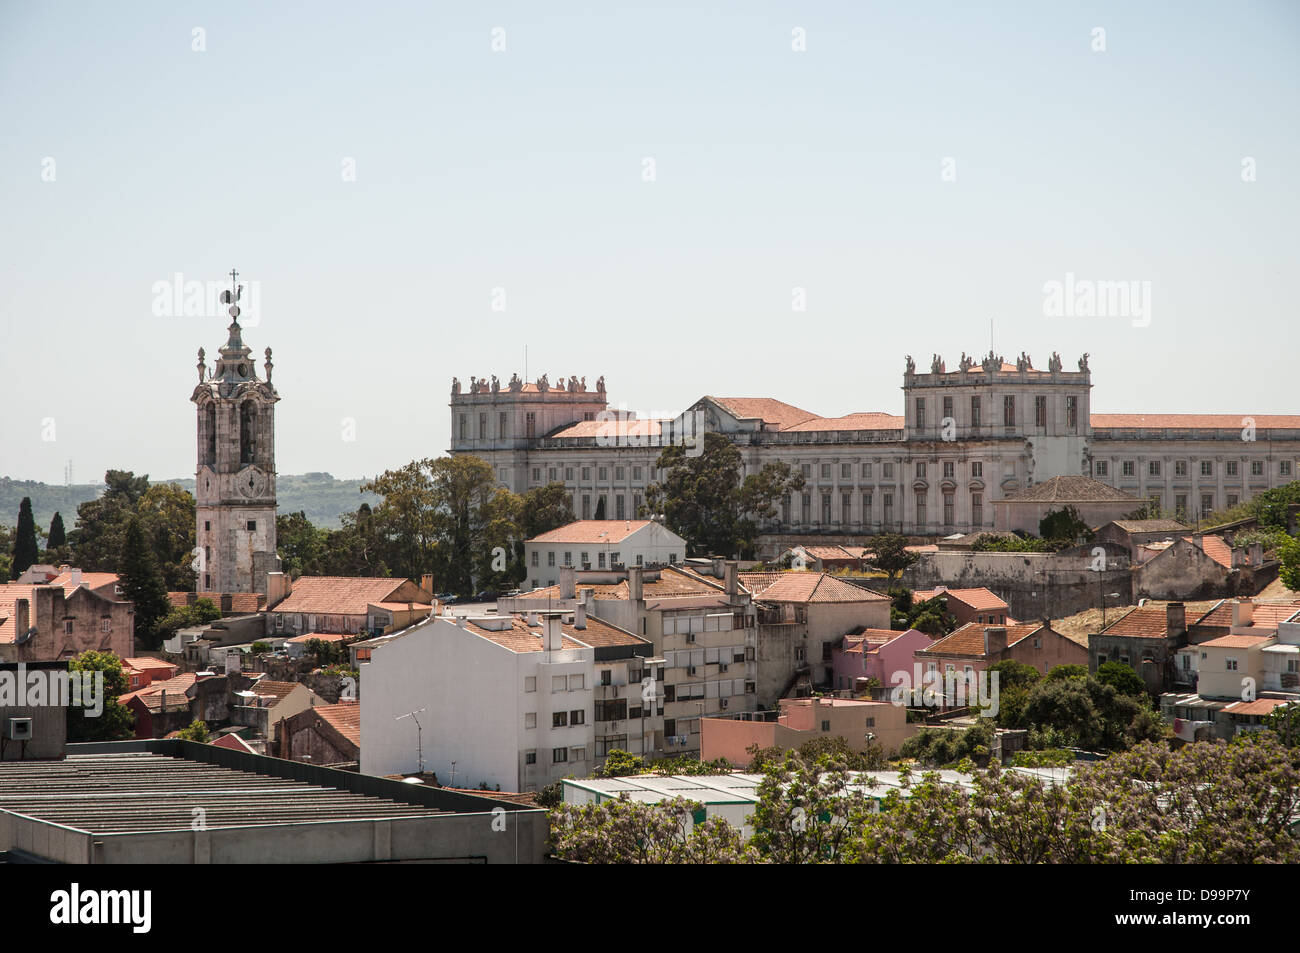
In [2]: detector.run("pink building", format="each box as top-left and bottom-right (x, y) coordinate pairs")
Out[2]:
(701, 696), (914, 764)
(832, 627), (932, 692)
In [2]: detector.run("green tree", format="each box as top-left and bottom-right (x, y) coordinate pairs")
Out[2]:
(550, 796), (754, 863)
(1095, 660), (1147, 697)
(646, 432), (802, 558)
(1279, 534), (1300, 592)
(119, 516), (172, 650)
(1038, 505), (1093, 544)
(277, 510), (327, 577)
(1046, 663), (1089, 681)
(135, 482), (197, 590)
(747, 751), (875, 863)
(595, 749), (647, 777)
(154, 598), (222, 646)
(518, 482), (576, 538)
(47, 511), (66, 549)
(69, 470), (150, 571)
(869, 534), (917, 582)
(321, 503), (390, 577)
(363, 459), (442, 583)
(66, 651), (135, 742)
(1021, 675), (1163, 751)
(10, 497), (39, 579)
(176, 719), (210, 742)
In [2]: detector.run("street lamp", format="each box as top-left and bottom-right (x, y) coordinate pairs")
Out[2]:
(395, 707), (427, 775)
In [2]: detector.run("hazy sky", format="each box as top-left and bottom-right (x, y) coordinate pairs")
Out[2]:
(2, 1), (1297, 486)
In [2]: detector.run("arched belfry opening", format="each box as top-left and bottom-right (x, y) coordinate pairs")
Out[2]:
(240, 400), (257, 465)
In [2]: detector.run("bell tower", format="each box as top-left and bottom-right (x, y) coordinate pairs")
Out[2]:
(191, 270), (281, 595)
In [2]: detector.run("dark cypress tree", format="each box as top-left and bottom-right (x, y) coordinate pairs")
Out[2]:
(11, 497), (40, 579)
(119, 516), (172, 649)
(47, 512), (66, 549)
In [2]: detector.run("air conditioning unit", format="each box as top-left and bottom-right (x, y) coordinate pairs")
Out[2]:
(719, 698), (729, 709)
(687, 666), (697, 675)
(685, 633), (696, 643)
(7, 717), (32, 741)
(719, 663), (728, 672)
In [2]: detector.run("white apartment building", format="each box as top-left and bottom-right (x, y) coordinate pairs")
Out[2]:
(449, 353), (1300, 538)
(360, 607), (657, 792)
(525, 519), (686, 587)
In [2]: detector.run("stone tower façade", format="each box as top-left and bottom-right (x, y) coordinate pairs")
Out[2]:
(191, 276), (281, 595)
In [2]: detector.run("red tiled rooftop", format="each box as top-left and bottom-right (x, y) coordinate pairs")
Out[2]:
(314, 702), (361, 747)
(528, 520), (656, 545)
(1223, 698), (1300, 716)
(783, 413), (904, 433)
(1092, 414), (1300, 429)
(919, 622), (1043, 657)
(1100, 606), (1177, 639)
(911, 587), (1009, 611)
(274, 577), (417, 615)
(707, 397), (819, 431)
(1192, 600), (1300, 630)
(1187, 535), (1233, 569)
(1200, 634), (1273, 649)
(549, 419), (664, 440)
(740, 572), (889, 604)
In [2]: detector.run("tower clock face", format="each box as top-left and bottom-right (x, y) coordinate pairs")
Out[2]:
(239, 467), (269, 498)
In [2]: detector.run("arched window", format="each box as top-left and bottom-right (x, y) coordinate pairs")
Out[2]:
(240, 401), (257, 465)
(204, 403), (216, 464)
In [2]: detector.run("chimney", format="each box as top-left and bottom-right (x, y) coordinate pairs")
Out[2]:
(983, 626), (1008, 656)
(1166, 602), (1186, 636)
(14, 598), (29, 639)
(543, 614), (564, 651)
(559, 565), (576, 600)
(575, 590), (590, 630)
(420, 573), (434, 598)
(70, 568), (82, 585)
(628, 566), (643, 602)
(266, 571), (290, 609)
(710, 557), (725, 579)
(1230, 599), (1254, 628)
(724, 560), (738, 596)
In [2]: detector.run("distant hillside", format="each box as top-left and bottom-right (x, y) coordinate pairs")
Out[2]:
(0, 473), (379, 531)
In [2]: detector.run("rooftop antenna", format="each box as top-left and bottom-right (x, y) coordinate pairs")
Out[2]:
(395, 707), (427, 775)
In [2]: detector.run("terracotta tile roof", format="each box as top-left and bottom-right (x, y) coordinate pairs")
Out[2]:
(1186, 536), (1233, 569)
(1191, 600), (1300, 630)
(1100, 606), (1177, 639)
(0, 585), (36, 644)
(706, 397), (819, 430)
(372, 601), (432, 612)
(911, 587), (1009, 611)
(528, 520), (656, 545)
(274, 577), (416, 616)
(920, 622), (1043, 657)
(1004, 475), (1141, 504)
(246, 679), (302, 703)
(49, 571), (120, 594)
(460, 616), (589, 654)
(120, 673), (198, 707)
(842, 628), (910, 654)
(739, 572), (888, 604)
(285, 631), (350, 643)
(1200, 634), (1272, 649)
(1092, 414), (1300, 429)
(1108, 519), (1189, 533)
(525, 566), (723, 602)
(783, 413), (904, 433)
(549, 419), (665, 440)
(313, 702), (361, 747)
(1223, 698), (1300, 716)
(122, 657), (177, 674)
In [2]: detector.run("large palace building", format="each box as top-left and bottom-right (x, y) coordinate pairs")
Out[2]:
(449, 353), (1300, 538)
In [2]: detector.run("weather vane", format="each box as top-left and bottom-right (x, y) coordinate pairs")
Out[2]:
(220, 268), (243, 320)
